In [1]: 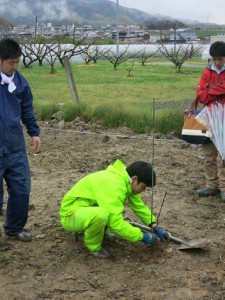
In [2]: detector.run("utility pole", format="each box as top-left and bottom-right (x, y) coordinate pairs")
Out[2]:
(116, 0), (119, 55)
(173, 23), (177, 55)
(73, 25), (76, 44)
(34, 15), (38, 39)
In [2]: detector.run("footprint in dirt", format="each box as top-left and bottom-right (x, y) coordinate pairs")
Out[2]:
(0, 241), (12, 251)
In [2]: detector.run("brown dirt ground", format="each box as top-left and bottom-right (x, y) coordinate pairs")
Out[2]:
(0, 120), (225, 300)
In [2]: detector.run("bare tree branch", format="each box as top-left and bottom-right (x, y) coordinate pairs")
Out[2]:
(80, 45), (107, 64)
(139, 48), (160, 66)
(103, 45), (143, 69)
(157, 42), (203, 72)
(49, 36), (95, 67)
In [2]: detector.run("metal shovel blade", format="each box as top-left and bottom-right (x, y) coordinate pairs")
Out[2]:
(175, 238), (210, 250)
(168, 233), (210, 249)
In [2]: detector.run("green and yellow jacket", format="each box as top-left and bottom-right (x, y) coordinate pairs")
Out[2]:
(59, 159), (156, 242)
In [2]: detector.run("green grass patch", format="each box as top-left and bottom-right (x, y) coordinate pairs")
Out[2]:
(0, 252), (12, 266)
(19, 59), (205, 135)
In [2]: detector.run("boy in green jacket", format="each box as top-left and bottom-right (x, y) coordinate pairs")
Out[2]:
(59, 159), (169, 258)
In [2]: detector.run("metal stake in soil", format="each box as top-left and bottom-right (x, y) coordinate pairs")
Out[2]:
(150, 99), (155, 225)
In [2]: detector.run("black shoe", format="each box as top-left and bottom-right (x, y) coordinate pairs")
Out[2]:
(90, 247), (110, 258)
(196, 188), (219, 197)
(5, 231), (32, 242)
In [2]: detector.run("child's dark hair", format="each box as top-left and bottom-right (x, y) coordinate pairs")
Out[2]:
(126, 161), (156, 187)
(0, 38), (22, 60)
(209, 41), (225, 57)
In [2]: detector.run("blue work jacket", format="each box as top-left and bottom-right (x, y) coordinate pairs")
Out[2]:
(0, 71), (40, 155)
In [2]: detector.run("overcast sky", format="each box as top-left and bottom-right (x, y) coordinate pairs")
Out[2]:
(119, 0), (225, 25)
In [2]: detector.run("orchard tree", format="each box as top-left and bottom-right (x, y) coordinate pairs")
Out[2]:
(49, 36), (94, 67)
(103, 46), (142, 69)
(20, 43), (38, 68)
(45, 44), (58, 73)
(139, 48), (159, 66)
(158, 42), (203, 72)
(20, 36), (52, 68)
(124, 60), (135, 77)
(80, 45), (107, 64)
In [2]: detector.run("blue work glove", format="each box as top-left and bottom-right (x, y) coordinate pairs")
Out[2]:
(142, 232), (158, 245)
(154, 227), (170, 243)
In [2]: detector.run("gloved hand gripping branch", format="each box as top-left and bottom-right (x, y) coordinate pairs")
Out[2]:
(153, 226), (170, 243)
(142, 232), (158, 245)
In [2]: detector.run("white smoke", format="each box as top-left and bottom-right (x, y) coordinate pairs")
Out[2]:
(35, 0), (73, 20)
(0, 0), (32, 18)
(0, 0), (78, 21)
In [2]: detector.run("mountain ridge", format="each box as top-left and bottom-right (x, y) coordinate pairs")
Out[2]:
(0, 0), (166, 26)
(1, 0), (223, 28)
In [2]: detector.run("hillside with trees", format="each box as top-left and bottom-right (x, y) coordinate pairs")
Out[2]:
(0, 16), (12, 29)
(0, 0), (154, 26)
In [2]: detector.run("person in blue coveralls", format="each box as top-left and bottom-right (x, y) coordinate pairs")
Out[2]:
(0, 38), (41, 241)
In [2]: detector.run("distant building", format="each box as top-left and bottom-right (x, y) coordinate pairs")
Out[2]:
(18, 31), (33, 40)
(83, 25), (93, 31)
(111, 30), (127, 40)
(13, 25), (28, 32)
(149, 33), (163, 43)
(210, 35), (225, 44)
(201, 35), (225, 60)
(169, 28), (197, 42)
(1, 32), (18, 39)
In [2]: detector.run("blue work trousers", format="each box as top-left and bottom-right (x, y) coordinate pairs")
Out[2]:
(0, 150), (31, 234)
(0, 180), (3, 213)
